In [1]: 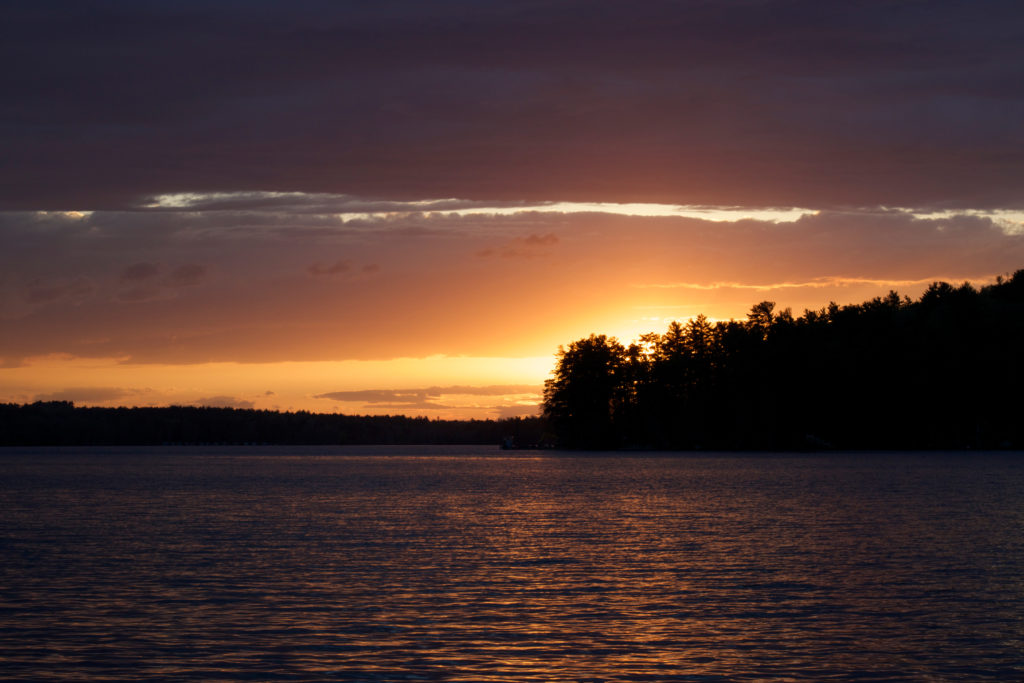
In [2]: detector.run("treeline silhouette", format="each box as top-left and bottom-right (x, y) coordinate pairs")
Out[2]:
(543, 270), (1024, 450)
(0, 403), (546, 447)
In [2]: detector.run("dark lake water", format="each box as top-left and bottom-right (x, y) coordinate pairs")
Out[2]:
(1, 446), (1023, 681)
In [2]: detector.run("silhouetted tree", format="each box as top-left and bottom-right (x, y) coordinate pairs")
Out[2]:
(748, 300), (776, 338)
(543, 334), (627, 448)
(542, 270), (1024, 450)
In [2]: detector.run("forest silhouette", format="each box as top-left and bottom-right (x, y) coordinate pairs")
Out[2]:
(0, 404), (545, 447)
(543, 271), (1024, 450)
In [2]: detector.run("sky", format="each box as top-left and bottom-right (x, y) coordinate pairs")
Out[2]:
(3, 0), (1024, 418)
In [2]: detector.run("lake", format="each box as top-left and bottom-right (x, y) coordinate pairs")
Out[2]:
(1, 446), (1022, 680)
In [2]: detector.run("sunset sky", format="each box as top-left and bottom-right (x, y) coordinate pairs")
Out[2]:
(3, 1), (1024, 418)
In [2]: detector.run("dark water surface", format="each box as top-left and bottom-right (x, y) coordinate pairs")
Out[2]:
(1, 447), (1022, 681)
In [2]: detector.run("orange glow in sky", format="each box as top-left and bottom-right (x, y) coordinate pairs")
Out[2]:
(0, 354), (552, 419)
(1, 198), (1020, 418)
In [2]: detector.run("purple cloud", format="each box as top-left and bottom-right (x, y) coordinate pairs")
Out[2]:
(2, 1), (1023, 210)
(167, 264), (207, 286)
(314, 384), (542, 414)
(195, 395), (256, 410)
(119, 262), (160, 283)
(315, 385), (540, 403)
(308, 261), (351, 276)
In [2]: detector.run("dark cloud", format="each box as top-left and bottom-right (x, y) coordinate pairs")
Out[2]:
(316, 389), (428, 403)
(314, 384), (541, 414)
(24, 277), (95, 304)
(195, 395), (255, 410)
(119, 262), (160, 283)
(2, 1), (1023, 210)
(308, 260), (351, 276)
(479, 232), (561, 258)
(361, 402), (451, 411)
(426, 385), (540, 396)
(523, 234), (558, 247)
(315, 389), (454, 411)
(116, 285), (163, 303)
(113, 263), (206, 300)
(307, 259), (383, 277)
(137, 192), (536, 214)
(315, 385), (540, 403)
(167, 264), (207, 286)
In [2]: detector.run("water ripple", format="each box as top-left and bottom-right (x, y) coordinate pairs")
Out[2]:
(1, 447), (1022, 680)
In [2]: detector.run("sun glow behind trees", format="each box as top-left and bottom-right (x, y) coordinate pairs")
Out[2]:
(3, 192), (1023, 418)
(544, 273), (1024, 449)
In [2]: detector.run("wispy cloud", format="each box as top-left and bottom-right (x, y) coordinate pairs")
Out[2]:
(195, 395), (256, 410)
(314, 385), (543, 415)
(315, 385), (540, 403)
(24, 278), (95, 305)
(167, 264), (207, 287)
(308, 260), (351, 276)
(636, 276), (972, 292)
(477, 232), (560, 259)
(34, 387), (134, 404)
(119, 262), (160, 283)
(522, 233), (559, 247)
(112, 262), (208, 302)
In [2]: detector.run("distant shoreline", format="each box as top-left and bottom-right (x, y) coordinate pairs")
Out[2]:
(0, 402), (547, 447)
(4, 401), (1024, 451)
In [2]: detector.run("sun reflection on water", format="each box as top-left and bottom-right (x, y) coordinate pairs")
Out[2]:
(1, 448), (1022, 680)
